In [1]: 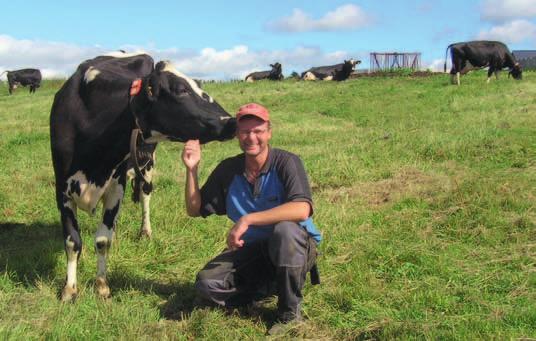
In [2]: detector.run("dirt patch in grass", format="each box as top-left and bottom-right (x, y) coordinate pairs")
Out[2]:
(324, 167), (453, 208)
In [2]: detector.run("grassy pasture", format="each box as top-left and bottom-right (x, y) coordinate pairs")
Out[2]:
(0, 72), (535, 339)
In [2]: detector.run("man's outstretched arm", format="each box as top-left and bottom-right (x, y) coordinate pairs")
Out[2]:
(182, 140), (201, 217)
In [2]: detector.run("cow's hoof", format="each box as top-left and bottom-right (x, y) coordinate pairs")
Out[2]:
(138, 229), (152, 239)
(96, 277), (111, 299)
(61, 285), (78, 303)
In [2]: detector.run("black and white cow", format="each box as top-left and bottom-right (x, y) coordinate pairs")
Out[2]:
(0, 68), (42, 94)
(444, 41), (522, 85)
(245, 62), (283, 82)
(50, 52), (237, 302)
(301, 59), (360, 81)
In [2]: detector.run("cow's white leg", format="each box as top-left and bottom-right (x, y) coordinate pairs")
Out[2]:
(139, 166), (154, 238)
(456, 72), (460, 86)
(95, 176), (124, 299)
(487, 77), (491, 83)
(61, 200), (80, 302)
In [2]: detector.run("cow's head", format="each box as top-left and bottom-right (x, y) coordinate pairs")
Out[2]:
(509, 62), (522, 80)
(342, 60), (356, 73)
(130, 61), (236, 144)
(270, 63), (282, 72)
(348, 59), (361, 70)
(269, 62), (283, 79)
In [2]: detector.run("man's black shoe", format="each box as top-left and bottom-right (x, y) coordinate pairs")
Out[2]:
(267, 312), (304, 336)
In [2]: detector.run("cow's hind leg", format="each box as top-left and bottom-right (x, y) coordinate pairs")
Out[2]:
(452, 59), (464, 86)
(61, 200), (81, 302)
(449, 68), (456, 85)
(95, 170), (126, 299)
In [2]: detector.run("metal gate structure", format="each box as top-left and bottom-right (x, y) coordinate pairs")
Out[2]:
(370, 52), (421, 72)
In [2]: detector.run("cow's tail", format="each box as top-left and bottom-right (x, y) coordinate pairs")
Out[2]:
(444, 44), (453, 73)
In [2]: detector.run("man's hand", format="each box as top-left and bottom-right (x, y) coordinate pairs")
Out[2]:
(227, 217), (249, 250)
(182, 140), (201, 170)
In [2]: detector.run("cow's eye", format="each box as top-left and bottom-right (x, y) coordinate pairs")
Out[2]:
(177, 87), (189, 96)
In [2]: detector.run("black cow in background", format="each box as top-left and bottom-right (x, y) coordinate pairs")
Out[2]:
(50, 52), (237, 302)
(245, 62), (283, 82)
(301, 59), (360, 81)
(0, 68), (42, 94)
(444, 41), (522, 85)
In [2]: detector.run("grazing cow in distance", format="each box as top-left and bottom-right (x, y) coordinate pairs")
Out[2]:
(245, 62), (283, 82)
(0, 68), (42, 94)
(301, 59), (360, 81)
(444, 41), (522, 85)
(50, 52), (237, 302)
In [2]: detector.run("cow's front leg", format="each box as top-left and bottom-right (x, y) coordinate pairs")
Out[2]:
(96, 174), (126, 299)
(487, 68), (495, 83)
(61, 200), (81, 302)
(131, 147), (155, 239)
(138, 164), (154, 238)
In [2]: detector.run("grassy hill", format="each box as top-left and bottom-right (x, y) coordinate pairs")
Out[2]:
(0, 72), (535, 339)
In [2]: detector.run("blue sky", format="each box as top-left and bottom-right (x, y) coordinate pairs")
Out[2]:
(1, 0), (535, 79)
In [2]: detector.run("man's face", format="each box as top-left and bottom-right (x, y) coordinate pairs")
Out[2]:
(236, 116), (272, 157)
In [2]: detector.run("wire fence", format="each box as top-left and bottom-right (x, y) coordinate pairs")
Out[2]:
(513, 50), (536, 70)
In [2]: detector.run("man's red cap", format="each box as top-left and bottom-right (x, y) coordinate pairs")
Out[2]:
(236, 103), (270, 122)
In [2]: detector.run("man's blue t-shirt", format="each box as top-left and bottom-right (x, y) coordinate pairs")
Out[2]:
(199, 148), (321, 244)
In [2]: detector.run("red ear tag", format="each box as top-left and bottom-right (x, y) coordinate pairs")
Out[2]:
(130, 79), (142, 96)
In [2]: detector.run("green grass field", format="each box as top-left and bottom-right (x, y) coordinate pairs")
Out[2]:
(0, 72), (535, 340)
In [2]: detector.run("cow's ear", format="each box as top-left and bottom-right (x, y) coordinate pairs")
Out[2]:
(155, 61), (167, 73)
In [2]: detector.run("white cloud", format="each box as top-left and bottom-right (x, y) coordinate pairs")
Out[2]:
(168, 45), (363, 80)
(0, 34), (364, 80)
(0, 34), (107, 78)
(425, 58), (448, 72)
(481, 0), (536, 22)
(267, 4), (372, 33)
(476, 19), (536, 44)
